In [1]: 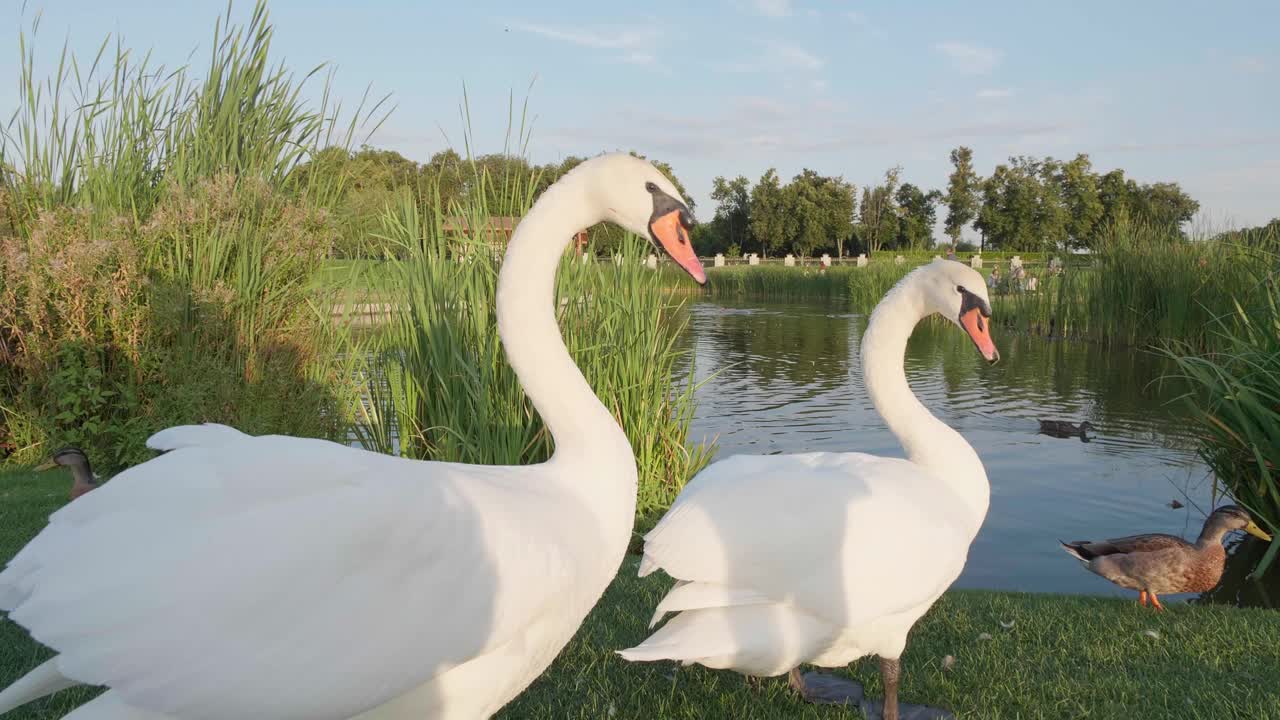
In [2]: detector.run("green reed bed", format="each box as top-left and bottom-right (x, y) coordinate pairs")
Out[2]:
(1163, 276), (1280, 572)
(352, 167), (714, 525)
(0, 1), (381, 467)
(991, 224), (1277, 350)
(671, 264), (857, 299)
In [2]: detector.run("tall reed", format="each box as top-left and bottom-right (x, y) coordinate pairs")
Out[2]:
(0, 1), (379, 465)
(993, 220), (1277, 349)
(1164, 275), (1280, 577)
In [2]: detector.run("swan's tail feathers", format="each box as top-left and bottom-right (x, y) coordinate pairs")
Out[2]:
(619, 603), (830, 678)
(1059, 541), (1089, 563)
(146, 423), (248, 452)
(0, 658), (79, 716)
(637, 552), (660, 577)
(648, 581), (770, 628)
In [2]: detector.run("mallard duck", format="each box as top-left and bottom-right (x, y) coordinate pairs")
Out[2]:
(1060, 505), (1273, 610)
(34, 447), (99, 500)
(1038, 419), (1094, 439)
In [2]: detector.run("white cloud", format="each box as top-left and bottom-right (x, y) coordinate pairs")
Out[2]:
(1232, 55), (1268, 73)
(753, 0), (793, 17)
(772, 43), (823, 70)
(623, 52), (656, 66)
(509, 21), (656, 52)
(976, 88), (1015, 100)
(714, 41), (824, 73)
(935, 42), (1003, 75)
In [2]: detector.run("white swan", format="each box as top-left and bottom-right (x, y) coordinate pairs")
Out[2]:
(619, 259), (998, 720)
(0, 153), (706, 720)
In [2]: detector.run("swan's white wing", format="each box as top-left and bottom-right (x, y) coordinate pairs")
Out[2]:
(0, 428), (583, 720)
(640, 452), (978, 628)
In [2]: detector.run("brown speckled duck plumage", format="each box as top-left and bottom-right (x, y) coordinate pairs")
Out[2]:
(1060, 505), (1273, 609)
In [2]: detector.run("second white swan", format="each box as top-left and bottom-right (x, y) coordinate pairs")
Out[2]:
(620, 259), (998, 720)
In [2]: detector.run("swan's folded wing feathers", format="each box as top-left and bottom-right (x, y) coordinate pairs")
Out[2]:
(641, 452), (972, 628)
(0, 434), (574, 720)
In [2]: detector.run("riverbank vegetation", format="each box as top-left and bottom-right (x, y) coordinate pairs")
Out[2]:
(1162, 234), (1280, 564)
(0, 2), (376, 469)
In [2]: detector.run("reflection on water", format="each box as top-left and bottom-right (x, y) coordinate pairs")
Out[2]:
(678, 295), (1277, 608)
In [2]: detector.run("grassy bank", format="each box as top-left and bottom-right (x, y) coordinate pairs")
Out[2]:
(3, 469), (1279, 720)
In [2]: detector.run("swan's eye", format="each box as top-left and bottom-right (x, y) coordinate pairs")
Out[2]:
(956, 285), (966, 294)
(645, 182), (658, 193)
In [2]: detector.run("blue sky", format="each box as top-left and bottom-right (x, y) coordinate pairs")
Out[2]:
(4, 1), (1278, 237)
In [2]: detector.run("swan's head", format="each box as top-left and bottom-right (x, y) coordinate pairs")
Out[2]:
(918, 259), (999, 364)
(592, 153), (705, 284)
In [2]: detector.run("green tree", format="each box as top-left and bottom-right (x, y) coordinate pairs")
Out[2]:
(1133, 182), (1199, 233)
(857, 166), (901, 254)
(780, 170), (853, 259)
(710, 175), (752, 254)
(894, 183), (941, 250)
(976, 159), (1042, 252)
(749, 168), (787, 257)
(1053, 154), (1104, 249)
(943, 146), (980, 248)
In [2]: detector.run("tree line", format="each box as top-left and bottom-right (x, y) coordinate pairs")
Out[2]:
(698, 147), (1200, 258)
(300, 144), (1202, 259)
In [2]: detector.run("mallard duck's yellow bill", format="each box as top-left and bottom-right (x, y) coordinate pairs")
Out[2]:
(1245, 521), (1273, 542)
(34, 460), (57, 471)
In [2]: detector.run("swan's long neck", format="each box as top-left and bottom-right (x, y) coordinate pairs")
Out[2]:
(861, 275), (990, 522)
(495, 168), (634, 476)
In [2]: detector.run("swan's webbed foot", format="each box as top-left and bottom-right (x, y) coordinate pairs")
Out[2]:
(788, 662), (955, 720)
(787, 667), (864, 705)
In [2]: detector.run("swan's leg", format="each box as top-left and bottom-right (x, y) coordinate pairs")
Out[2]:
(857, 657), (956, 720)
(1150, 592), (1164, 611)
(881, 656), (900, 720)
(787, 666), (863, 705)
(1138, 590), (1148, 607)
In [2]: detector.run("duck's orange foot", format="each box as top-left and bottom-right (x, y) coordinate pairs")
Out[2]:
(1138, 590), (1148, 607)
(1150, 593), (1165, 611)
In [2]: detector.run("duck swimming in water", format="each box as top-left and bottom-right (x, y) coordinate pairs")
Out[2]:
(1038, 419), (1094, 440)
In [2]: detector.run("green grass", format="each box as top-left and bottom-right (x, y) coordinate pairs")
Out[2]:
(4, 469), (1279, 719)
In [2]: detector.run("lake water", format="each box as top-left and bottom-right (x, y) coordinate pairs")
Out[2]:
(677, 295), (1277, 609)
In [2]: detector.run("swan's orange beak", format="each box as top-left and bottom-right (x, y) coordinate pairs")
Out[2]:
(650, 209), (706, 285)
(961, 307), (999, 364)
